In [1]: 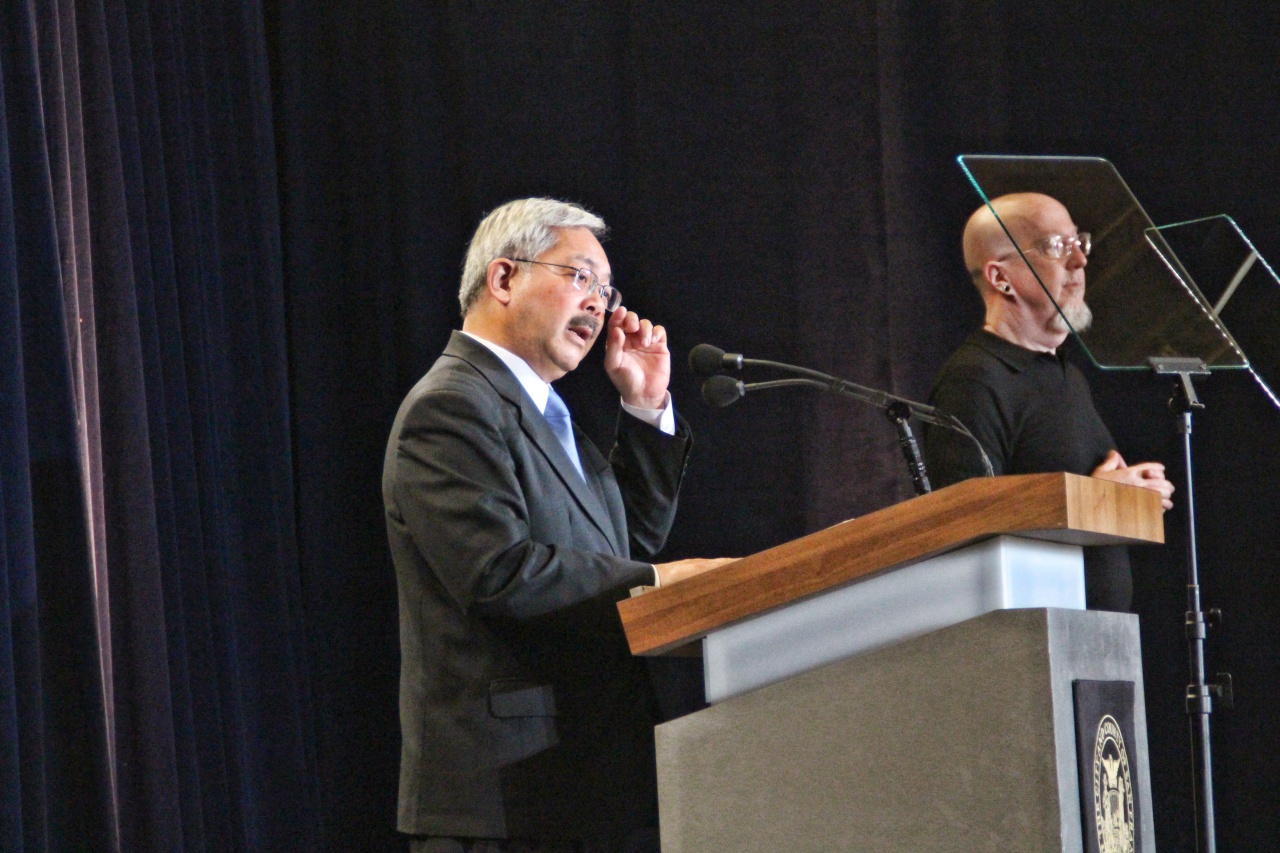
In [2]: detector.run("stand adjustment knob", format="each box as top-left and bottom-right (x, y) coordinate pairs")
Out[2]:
(1211, 673), (1234, 710)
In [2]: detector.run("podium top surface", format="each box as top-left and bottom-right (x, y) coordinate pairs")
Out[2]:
(618, 473), (1164, 655)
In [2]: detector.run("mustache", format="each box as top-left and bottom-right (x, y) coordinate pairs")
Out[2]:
(568, 315), (600, 337)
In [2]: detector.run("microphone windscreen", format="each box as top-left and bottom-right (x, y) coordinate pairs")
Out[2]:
(702, 375), (746, 408)
(689, 343), (728, 376)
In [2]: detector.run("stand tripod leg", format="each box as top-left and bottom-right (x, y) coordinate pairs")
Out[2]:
(1176, 406), (1217, 853)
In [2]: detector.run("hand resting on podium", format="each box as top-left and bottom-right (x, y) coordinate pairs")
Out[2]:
(649, 557), (737, 591)
(1090, 450), (1175, 511)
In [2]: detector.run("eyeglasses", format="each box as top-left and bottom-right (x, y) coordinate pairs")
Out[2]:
(1021, 232), (1091, 260)
(509, 259), (622, 311)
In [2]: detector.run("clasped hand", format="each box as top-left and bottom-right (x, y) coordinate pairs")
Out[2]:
(1091, 450), (1176, 511)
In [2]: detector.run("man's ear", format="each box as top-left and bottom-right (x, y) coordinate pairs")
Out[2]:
(486, 258), (518, 306)
(986, 261), (1013, 295)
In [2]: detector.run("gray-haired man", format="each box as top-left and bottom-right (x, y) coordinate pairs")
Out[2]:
(384, 198), (728, 852)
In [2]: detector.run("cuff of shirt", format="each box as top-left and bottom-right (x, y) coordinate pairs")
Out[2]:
(620, 393), (675, 435)
(651, 565), (661, 587)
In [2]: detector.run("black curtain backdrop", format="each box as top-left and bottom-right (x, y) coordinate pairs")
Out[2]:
(271, 3), (1280, 851)
(3, 1), (1279, 851)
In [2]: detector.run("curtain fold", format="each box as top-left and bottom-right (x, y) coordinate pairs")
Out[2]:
(1, 1), (113, 850)
(2, 0), (320, 849)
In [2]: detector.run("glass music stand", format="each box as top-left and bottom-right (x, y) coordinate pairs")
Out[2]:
(1152, 214), (1280, 409)
(956, 155), (1280, 853)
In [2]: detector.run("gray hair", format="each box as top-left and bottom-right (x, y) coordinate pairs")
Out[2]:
(458, 198), (607, 315)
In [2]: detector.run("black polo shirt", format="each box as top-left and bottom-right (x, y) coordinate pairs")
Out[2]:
(924, 329), (1131, 611)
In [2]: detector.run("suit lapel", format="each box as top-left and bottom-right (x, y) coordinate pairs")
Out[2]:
(574, 427), (630, 555)
(444, 333), (623, 555)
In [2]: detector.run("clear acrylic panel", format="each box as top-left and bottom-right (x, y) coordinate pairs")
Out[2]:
(1154, 215), (1280, 407)
(957, 155), (1247, 371)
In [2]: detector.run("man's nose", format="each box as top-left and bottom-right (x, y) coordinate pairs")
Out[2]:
(1067, 242), (1087, 268)
(580, 287), (606, 314)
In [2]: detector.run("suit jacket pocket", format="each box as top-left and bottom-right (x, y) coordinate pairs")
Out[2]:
(488, 678), (557, 719)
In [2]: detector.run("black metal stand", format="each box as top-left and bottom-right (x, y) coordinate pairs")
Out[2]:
(1150, 357), (1233, 853)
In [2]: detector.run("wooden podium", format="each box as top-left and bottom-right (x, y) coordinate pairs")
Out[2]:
(618, 473), (1165, 852)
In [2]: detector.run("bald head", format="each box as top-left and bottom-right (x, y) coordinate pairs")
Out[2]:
(959, 191), (1090, 351)
(963, 192), (1073, 285)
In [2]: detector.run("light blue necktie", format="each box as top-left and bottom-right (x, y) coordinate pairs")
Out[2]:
(544, 387), (585, 481)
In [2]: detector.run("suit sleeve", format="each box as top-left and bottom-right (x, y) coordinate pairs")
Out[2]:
(389, 386), (655, 620)
(609, 410), (692, 561)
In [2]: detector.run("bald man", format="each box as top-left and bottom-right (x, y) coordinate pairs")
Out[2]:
(924, 193), (1174, 611)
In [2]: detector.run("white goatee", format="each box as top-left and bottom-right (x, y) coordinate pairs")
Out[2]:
(1053, 301), (1093, 334)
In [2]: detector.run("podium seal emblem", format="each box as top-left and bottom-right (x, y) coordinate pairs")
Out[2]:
(1092, 714), (1135, 853)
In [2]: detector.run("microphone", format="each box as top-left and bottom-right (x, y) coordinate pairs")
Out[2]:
(701, 375), (747, 407)
(689, 343), (744, 376)
(702, 376), (826, 408)
(693, 344), (904, 412)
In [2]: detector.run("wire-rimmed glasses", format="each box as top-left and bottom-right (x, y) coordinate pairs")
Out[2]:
(509, 259), (622, 311)
(1023, 232), (1092, 260)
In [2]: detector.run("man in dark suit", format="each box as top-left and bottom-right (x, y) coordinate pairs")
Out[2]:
(383, 198), (728, 853)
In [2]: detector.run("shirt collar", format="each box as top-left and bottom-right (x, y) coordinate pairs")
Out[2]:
(460, 331), (551, 413)
(967, 328), (1064, 373)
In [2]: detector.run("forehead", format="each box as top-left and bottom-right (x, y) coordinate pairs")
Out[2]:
(1017, 198), (1077, 237)
(544, 226), (610, 271)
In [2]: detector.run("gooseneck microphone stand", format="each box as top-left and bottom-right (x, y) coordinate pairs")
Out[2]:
(1150, 356), (1232, 853)
(693, 345), (992, 496)
(886, 401), (931, 496)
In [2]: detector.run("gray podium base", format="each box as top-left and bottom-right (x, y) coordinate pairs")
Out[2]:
(656, 608), (1155, 852)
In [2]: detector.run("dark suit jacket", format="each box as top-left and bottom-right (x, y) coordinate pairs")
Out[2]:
(383, 332), (691, 841)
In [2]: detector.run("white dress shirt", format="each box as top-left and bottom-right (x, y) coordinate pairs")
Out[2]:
(460, 331), (673, 586)
(460, 331), (675, 433)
